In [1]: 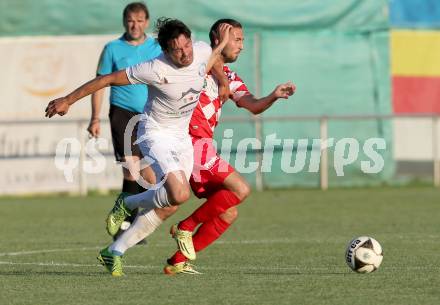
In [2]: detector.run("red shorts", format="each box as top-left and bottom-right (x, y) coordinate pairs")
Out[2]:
(190, 136), (235, 198)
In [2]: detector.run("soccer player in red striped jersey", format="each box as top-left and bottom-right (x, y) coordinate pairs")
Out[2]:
(164, 19), (296, 274)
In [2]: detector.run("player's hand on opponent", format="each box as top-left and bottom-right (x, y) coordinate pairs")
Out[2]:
(87, 119), (101, 138)
(272, 82), (296, 99)
(45, 97), (70, 118)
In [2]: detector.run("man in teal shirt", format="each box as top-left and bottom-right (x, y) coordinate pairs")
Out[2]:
(87, 2), (161, 236)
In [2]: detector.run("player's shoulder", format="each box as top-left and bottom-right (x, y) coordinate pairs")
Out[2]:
(193, 40), (210, 48)
(138, 52), (168, 73)
(224, 65), (242, 81)
(192, 41), (212, 64)
(193, 41), (212, 53)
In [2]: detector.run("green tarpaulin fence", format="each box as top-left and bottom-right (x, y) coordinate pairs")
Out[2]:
(0, 0), (393, 187)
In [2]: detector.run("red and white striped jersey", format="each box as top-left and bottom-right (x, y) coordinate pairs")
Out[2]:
(189, 65), (251, 138)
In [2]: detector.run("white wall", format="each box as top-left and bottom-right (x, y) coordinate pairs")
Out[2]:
(0, 35), (122, 194)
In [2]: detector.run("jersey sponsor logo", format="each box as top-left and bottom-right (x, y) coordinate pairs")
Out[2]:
(164, 108), (194, 117)
(203, 156), (219, 170)
(177, 88), (201, 113)
(179, 100), (198, 110)
(179, 88), (200, 100)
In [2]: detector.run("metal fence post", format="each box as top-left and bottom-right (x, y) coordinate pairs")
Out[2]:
(253, 32), (264, 191)
(320, 117), (329, 190)
(78, 121), (88, 196)
(433, 116), (440, 187)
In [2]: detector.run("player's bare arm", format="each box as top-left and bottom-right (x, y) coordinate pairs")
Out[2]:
(87, 88), (105, 137)
(206, 23), (232, 72)
(211, 60), (230, 102)
(45, 70), (130, 118)
(236, 82), (296, 115)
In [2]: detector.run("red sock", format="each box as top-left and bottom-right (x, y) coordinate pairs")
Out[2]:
(168, 216), (231, 265)
(179, 189), (240, 231)
(168, 250), (187, 265)
(193, 216), (230, 252)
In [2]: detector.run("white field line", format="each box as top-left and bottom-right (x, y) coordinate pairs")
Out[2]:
(0, 260), (309, 271)
(0, 261), (159, 269)
(0, 239), (301, 257)
(0, 247), (102, 257)
(0, 260), (439, 272)
(3, 235), (439, 257)
(0, 260), (347, 271)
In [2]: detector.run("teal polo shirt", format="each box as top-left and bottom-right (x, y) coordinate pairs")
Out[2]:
(97, 35), (162, 113)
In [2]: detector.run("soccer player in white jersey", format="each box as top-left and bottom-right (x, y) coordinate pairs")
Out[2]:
(45, 18), (231, 276)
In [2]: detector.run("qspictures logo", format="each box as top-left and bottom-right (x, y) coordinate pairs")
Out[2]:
(54, 121), (386, 187)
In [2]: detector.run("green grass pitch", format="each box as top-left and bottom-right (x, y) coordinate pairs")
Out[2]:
(0, 187), (439, 305)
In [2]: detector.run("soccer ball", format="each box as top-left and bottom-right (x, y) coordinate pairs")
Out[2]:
(345, 236), (383, 273)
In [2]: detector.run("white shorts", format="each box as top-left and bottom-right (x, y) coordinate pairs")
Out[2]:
(136, 130), (194, 182)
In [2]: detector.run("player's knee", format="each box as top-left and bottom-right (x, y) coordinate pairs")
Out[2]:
(221, 206), (239, 224)
(234, 180), (251, 202)
(168, 187), (191, 205)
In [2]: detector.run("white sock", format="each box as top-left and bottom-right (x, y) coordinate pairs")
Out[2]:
(125, 185), (171, 212)
(109, 209), (163, 255)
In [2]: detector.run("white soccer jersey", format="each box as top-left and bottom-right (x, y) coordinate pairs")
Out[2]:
(126, 41), (212, 136)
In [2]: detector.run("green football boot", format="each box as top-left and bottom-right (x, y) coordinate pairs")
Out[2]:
(163, 261), (202, 275)
(97, 247), (124, 277)
(106, 192), (132, 237)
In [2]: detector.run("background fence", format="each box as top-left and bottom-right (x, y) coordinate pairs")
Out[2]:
(1, 113), (439, 195)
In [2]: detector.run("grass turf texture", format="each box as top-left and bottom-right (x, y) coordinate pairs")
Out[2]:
(0, 187), (439, 305)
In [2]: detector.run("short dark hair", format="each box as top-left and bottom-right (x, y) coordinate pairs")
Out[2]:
(209, 18), (242, 47)
(155, 17), (192, 52)
(123, 2), (149, 23)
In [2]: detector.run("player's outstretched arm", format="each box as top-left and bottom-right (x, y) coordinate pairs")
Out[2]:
(88, 88), (104, 138)
(45, 70), (130, 118)
(206, 23), (231, 72)
(236, 82), (296, 115)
